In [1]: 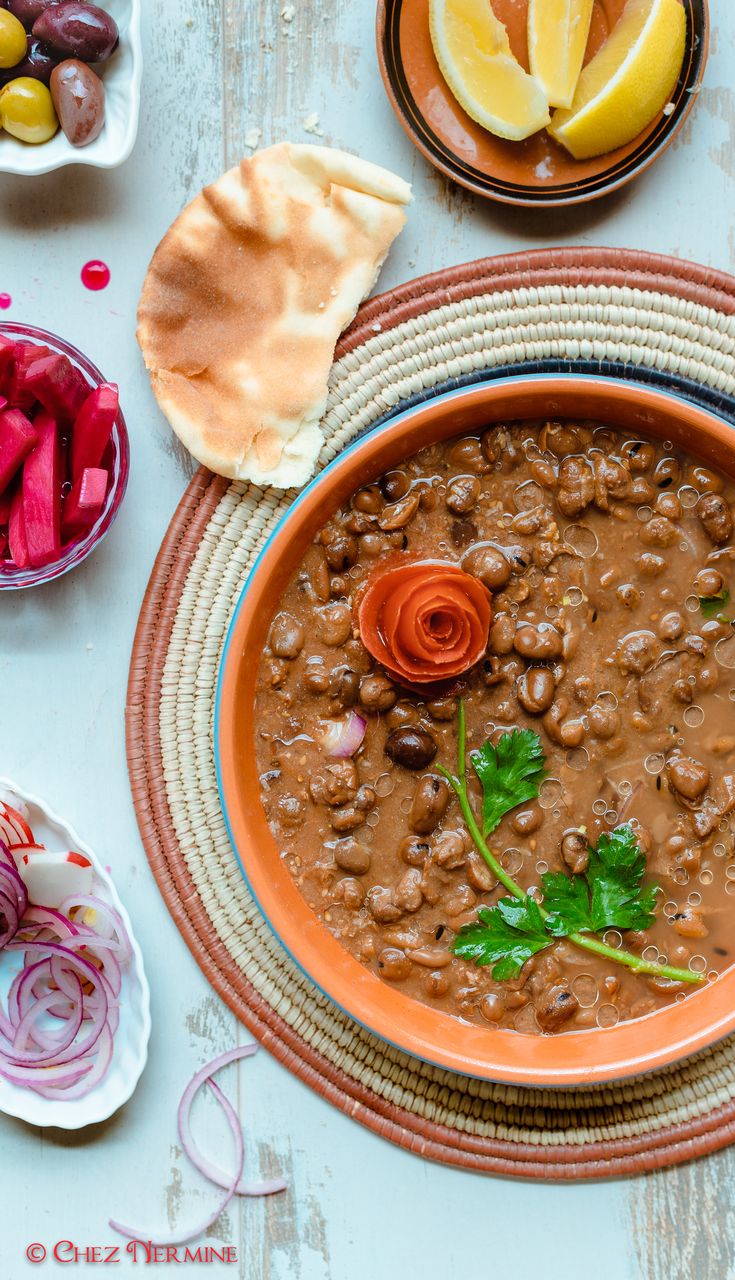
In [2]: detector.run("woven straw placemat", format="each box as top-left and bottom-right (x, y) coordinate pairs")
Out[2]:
(127, 248), (735, 1180)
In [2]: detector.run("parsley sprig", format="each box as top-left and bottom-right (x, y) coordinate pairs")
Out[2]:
(436, 703), (704, 987)
(700, 589), (730, 622)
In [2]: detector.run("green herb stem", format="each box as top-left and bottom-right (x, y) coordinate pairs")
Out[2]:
(439, 704), (704, 989)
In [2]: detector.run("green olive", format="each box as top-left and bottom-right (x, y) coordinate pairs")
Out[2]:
(0, 77), (58, 143)
(0, 11), (27, 70)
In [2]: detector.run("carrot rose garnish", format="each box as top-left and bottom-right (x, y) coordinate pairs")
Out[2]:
(356, 560), (492, 686)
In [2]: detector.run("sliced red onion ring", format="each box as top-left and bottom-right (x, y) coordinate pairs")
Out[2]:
(320, 710), (367, 759)
(110, 1078), (244, 1247)
(110, 1045), (287, 1248)
(0, 881), (131, 1097)
(58, 894), (132, 961)
(177, 1045), (287, 1197)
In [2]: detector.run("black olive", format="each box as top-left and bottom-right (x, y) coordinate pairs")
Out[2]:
(384, 725), (437, 770)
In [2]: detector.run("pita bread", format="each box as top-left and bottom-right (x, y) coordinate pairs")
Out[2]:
(137, 143), (411, 488)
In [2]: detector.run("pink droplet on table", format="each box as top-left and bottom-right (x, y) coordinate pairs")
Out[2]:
(81, 261), (110, 291)
(0, 294), (12, 310)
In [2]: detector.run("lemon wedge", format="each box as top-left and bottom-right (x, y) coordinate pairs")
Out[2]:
(528, 0), (594, 109)
(548, 0), (686, 159)
(429, 0), (550, 142)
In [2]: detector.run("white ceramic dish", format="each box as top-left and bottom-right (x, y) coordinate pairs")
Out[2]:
(0, 779), (151, 1127)
(0, 0), (142, 176)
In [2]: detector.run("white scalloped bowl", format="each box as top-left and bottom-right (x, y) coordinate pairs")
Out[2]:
(0, 779), (151, 1127)
(0, 0), (142, 176)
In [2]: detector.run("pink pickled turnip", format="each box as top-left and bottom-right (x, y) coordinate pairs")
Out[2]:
(0, 336), (14, 387)
(8, 485), (30, 568)
(70, 382), (118, 480)
(6, 343), (51, 410)
(21, 409), (61, 569)
(61, 465), (107, 542)
(0, 409), (37, 498)
(25, 353), (89, 427)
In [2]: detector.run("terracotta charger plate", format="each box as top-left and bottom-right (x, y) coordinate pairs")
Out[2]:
(376, 0), (709, 206)
(216, 374), (735, 1089)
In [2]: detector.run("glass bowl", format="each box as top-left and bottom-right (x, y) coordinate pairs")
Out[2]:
(0, 322), (130, 590)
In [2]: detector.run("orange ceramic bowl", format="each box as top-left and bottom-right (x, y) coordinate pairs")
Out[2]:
(216, 375), (735, 1086)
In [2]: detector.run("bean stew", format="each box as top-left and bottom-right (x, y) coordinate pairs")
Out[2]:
(254, 420), (735, 1035)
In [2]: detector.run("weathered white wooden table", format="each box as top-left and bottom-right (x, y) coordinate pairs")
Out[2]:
(2, 1), (735, 1275)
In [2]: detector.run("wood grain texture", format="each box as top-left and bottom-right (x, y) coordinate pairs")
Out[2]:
(0, 0), (734, 1274)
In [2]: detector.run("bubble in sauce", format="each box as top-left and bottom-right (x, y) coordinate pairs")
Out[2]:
(603, 929), (623, 949)
(699, 869), (714, 886)
(678, 485), (699, 509)
(572, 975), (599, 1008)
(663, 900), (679, 918)
(645, 753), (666, 775)
(538, 778), (563, 810)
(618, 780), (632, 796)
(592, 798), (607, 815)
(683, 705), (705, 728)
(636, 506), (653, 522)
(535, 860), (549, 875)
(673, 868), (689, 886)
(374, 773), (394, 798)
(715, 634), (735, 669)
(688, 891), (702, 906)
(642, 945), (660, 963)
(565, 747), (589, 772)
(514, 1004), (541, 1033)
(399, 797), (411, 815)
(501, 848), (524, 876)
(689, 955), (707, 974)
(714, 843), (727, 857)
(513, 480), (546, 511)
(606, 809), (619, 825)
(726, 882), (735, 896)
(365, 810), (380, 828)
(597, 691), (618, 711)
(563, 524), (598, 558)
(663, 441), (673, 451)
(726, 865), (735, 881)
(685, 594), (701, 613)
(565, 587), (585, 607)
(596, 1004), (620, 1028)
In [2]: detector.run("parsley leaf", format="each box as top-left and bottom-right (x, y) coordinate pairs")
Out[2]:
(700, 589), (730, 621)
(451, 897), (551, 980)
(544, 825), (658, 937)
(470, 729), (546, 836)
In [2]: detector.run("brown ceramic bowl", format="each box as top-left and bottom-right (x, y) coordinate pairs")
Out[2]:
(376, 0), (709, 206)
(217, 374), (735, 1085)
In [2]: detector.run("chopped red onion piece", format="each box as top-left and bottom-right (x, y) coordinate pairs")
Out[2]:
(320, 710), (367, 759)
